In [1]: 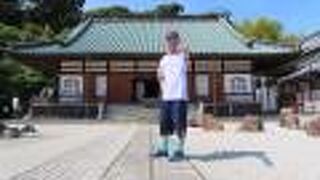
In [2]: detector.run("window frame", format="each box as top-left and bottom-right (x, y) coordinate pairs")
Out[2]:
(95, 75), (107, 98)
(224, 74), (252, 94)
(59, 75), (83, 98)
(195, 74), (210, 97)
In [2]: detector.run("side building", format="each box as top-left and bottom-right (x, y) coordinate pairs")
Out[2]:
(278, 31), (320, 113)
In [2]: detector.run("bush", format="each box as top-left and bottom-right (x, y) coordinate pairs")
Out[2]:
(305, 116), (320, 136)
(240, 114), (264, 132)
(279, 108), (300, 129)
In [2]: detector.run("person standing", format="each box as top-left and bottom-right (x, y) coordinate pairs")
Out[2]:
(153, 31), (189, 161)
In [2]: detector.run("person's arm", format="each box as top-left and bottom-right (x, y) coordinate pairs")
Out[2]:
(157, 58), (165, 83)
(178, 41), (190, 61)
(184, 43), (190, 61)
(157, 58), (165, 95)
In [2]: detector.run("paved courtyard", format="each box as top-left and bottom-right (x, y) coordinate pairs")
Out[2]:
(1, 105), (320, 180)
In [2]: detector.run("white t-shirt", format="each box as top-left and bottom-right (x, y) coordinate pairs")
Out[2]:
(158, 53), (188, 101)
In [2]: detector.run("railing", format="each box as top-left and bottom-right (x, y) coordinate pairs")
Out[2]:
(204, 102), (262, 117)
(31, 102), (106, 119)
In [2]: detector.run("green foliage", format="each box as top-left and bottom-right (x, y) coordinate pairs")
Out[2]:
(0, 2), (56, 106)
(0, 22), (54, 42)
(236, 17), (300, 44)
(0, 0), (85, 34)
(150, 2), (185, 16)
(237, 17), (283, 42)
(21, 22), (55, 40)
(85, 2), (185, 17)
(0, 23), (25, 41)
(87, 6), (131, 16)
(282, 34), (300, 45)
(0, 56), (49, 97)
(34, 0), (85, 33)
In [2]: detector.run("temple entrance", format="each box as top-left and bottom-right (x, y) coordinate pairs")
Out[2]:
(133, 77), (160, 102)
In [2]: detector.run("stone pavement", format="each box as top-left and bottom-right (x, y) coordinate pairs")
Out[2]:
(0, 123), (137, 180)
(101, 126), (151, 180)
(0, 122), (205, 180)
(102, 125), (204, 180)
(2, 105), (320, 180)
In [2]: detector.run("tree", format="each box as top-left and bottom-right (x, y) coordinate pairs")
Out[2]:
(236, 17), (299, 44)
(85, 3), (185, 17)
(0, 23), (24, 42)
(1, 0), (85, 34)
(237, 17), (283, 42)
(86, 5), (131, 17)
(0, 0), (22, 25)
(0, 0), (39, 25)
(34, 0), (85, 33)
(0, 22), (54, 42)
(21, 22), (54, 40)
(0, 56), (48, 97)
(282, 34), (300, 45)
(0, 23), (50, 110)
(148, 2), (184, 16)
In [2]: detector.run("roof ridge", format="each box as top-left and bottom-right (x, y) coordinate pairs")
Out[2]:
(251, 39), (297, 49)
(301, 30), (320, 43)
(61, 18), (93, 46)
(218, 18), (251, 49)
(300, 30), (320, 51)
(87, 14), (225, 22)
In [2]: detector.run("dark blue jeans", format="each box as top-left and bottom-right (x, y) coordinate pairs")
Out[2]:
(160, 100), (187, 138)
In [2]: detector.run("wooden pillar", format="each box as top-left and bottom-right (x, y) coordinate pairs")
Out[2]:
(212, 72), (224, 104)
(308, 68), (313, 102)
(190, 58), (195, 101)
(106, 59), (110, 103)
(81, 58), (86, 103)
(220, 58), (225, 103)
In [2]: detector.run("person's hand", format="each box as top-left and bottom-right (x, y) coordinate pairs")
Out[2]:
(179, 41), (190, 60)
(157, 68), (165, 82)
(157, 69), (165, 94)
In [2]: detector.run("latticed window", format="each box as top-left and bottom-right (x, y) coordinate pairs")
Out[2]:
(59, 75), (83, 97)
(231, 77), (248, 93)
(224, 74), (252, 93)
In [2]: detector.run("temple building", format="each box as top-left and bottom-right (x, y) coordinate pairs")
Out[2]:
(278, 32), (320, 113)
(12, 14), (296, 117)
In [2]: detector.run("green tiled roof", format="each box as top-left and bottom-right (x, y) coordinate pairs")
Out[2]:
(14, 16), (294, 56)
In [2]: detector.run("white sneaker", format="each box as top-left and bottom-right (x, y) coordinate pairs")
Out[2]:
(151, 136), (168, 157)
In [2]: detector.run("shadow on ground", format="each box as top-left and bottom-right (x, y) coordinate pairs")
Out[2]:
(187, 150), (274, 167)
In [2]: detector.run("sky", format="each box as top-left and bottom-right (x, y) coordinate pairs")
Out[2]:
(84, 0), (320, 36)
